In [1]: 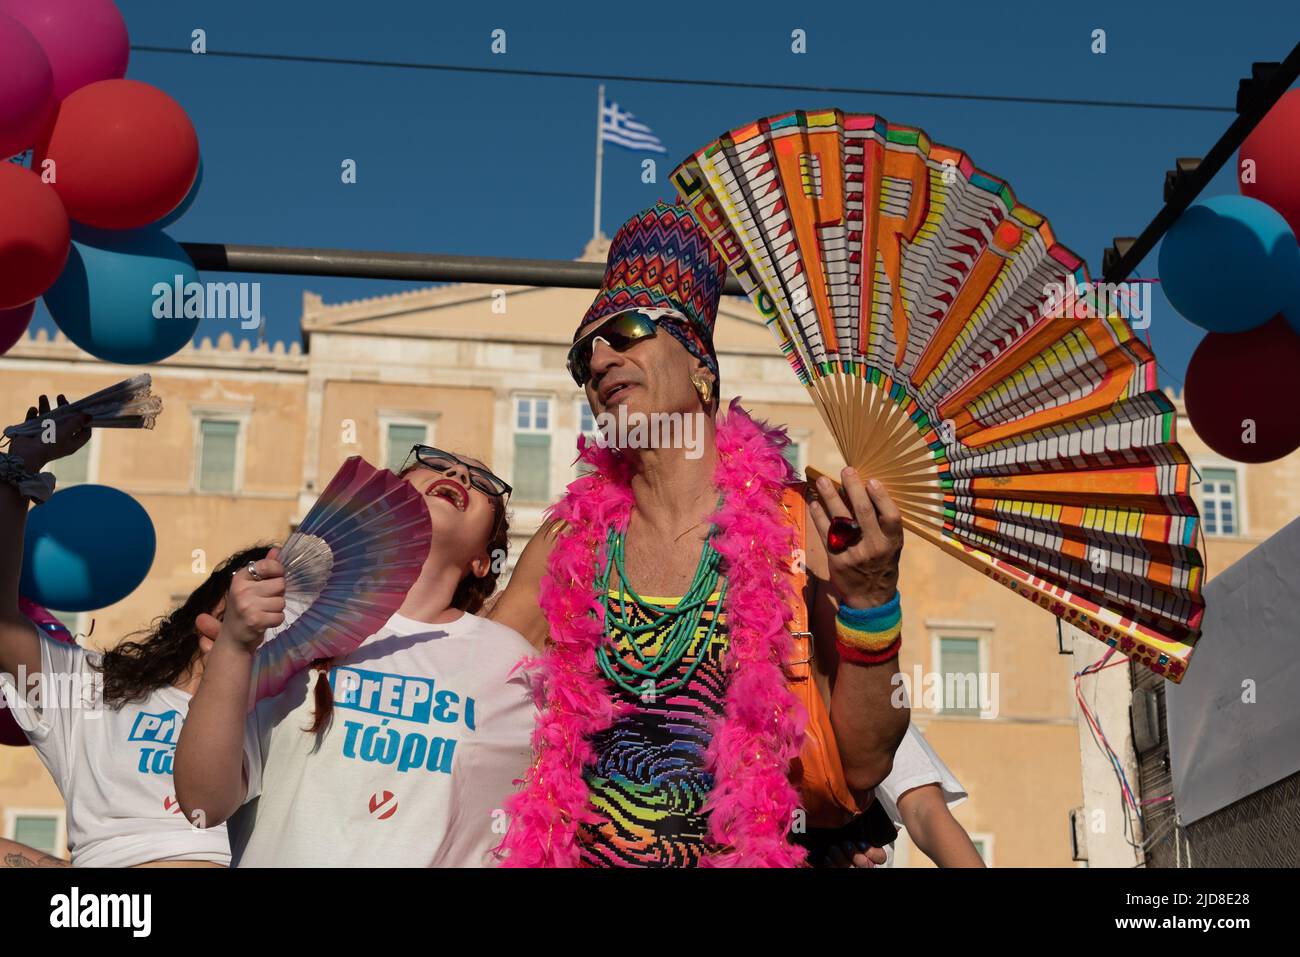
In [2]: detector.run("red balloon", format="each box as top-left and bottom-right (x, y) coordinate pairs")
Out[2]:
(1240, 89), (1300, 236)
(32, 79), (199, 230)
(0, 163), (69, 308)
(1184, 315), (1300, 464)
(0, 300), (35, 354)
(0, 707), (26, 747)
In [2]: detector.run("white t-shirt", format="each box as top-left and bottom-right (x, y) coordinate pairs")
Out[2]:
(875, 723), (967, 866)
(230, 611), (535, 867)
(0, 634), (232, 867)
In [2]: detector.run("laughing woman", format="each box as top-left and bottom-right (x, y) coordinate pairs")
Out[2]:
(175, 446), (536, 867)
(0, 395), (267, 867)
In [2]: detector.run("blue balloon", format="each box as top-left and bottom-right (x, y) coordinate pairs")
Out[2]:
(43, 226), (200, 364)
(19, 485), (156, 613)
(154, 155), (203, 229)
(1159, 195), (1300, 334)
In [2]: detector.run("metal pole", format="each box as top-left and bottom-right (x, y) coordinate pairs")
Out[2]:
(177, 242), (750, 295)
(593, 83), (605, 242)
(1102, 41), (1300, 285)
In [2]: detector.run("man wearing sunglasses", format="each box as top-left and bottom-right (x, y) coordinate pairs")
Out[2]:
(490, 202), (908, 867)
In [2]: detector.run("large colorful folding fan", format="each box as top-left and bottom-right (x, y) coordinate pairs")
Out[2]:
(671, 109), (1205, 681)
(249, 456), (432, 705)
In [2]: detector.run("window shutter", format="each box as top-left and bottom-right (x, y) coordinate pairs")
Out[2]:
(513, 433), (551, 502)
(939, 637), (981, 715)
(46, 441), (90, 487)
(386, 424), (427, 473)
(13, 815), (59, 855)
(199, 420), (240, 492)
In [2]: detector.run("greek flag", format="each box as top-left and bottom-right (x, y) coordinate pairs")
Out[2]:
(600, 98), (667, 154)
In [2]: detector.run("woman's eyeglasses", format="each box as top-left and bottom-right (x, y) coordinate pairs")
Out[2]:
(566, 307), (685, 387)
(403, 446), (512, 499)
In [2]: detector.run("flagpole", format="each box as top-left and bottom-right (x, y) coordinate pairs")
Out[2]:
(593, 83), (604, 242)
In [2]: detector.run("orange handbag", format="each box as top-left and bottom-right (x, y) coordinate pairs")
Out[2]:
(781, 485), (863, 830)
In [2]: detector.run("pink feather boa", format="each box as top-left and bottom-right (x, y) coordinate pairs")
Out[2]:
(500, 400), (809, 867)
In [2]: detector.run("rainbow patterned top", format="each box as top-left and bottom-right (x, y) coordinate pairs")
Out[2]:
(580, 590), (728, 867)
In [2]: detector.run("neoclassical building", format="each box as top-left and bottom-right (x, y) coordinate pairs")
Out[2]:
(1, 239), (1295, 866)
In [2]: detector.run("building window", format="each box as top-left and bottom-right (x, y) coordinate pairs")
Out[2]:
(44, 435), (93, 488)
(780, 444), (800, 473)
(575, 401), (597, 477)
(578, 402), (596, 437)
(938, 637), (982, 716)
(196, 419), (240, 493)
(1201, 467), (1240, 536)
(970, 834), (993, 866)
(11, 813), (60, 856)
(514, 395), (552, 502)
(385, 423), (429, 474)
(781, 429), (810, 476)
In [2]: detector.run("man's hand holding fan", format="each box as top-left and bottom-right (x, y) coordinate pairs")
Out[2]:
(809, 466), (904, 611)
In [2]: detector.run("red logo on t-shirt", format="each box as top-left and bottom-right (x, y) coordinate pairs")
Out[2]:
(368, 791), (398, 820)
(163, 795), (183, 815)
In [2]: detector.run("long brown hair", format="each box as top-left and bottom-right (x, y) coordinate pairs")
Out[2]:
(305, 493), (510, 734)
(97, 545), (274, 708)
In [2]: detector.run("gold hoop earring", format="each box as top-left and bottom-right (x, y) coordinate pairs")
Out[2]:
(691, 373), (714, 407)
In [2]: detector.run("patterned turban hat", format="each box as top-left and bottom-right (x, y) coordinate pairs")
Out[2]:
(578, 201), (728, 385)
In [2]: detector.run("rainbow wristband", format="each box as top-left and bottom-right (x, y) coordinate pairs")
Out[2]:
(836, 591), (902, 664)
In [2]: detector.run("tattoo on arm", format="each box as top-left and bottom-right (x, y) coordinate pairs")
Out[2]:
(3, 848), (68, 868)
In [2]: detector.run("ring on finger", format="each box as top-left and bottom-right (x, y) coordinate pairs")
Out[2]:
(246, 561), (261, 582)
(827, 516), (863, 554)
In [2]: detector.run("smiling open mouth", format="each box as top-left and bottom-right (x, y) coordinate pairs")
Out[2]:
(427, 478), (468, 511)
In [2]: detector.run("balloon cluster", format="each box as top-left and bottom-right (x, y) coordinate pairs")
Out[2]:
(1159, 90), (1300, 463)
(0, 2), (166, 743)
(0, 0), (202, 364)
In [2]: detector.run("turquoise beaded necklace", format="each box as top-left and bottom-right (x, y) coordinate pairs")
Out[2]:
(595, 520), (729, 697)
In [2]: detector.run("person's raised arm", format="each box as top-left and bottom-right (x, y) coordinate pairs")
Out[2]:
(0, 396), (91, 684)
(806, 470), (910, 794)
(174, 550), (284, 828)
(486, 520), (562, 652)
(895, 783), (985, 868)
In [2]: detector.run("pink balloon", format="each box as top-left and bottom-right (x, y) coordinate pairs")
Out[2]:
(0, 0), (129, 102)
(0, 12), (53, 159)
(0, 301), (35, 355)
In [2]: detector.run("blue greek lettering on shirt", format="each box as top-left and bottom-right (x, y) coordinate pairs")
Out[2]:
(127, 709), (183, 776)
(328, 665), (474, 776)
(328, 666), (476, 730)
(127, 709), (182, 744)
(342, 718), (457, 774)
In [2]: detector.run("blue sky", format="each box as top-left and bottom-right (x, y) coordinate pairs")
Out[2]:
(24, 0), (1300, 392)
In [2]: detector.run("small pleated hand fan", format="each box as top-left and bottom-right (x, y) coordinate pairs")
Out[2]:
(249, 456), (431, 705)
(3, 374), (162, 438)
(672, 109), (1205, 681)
